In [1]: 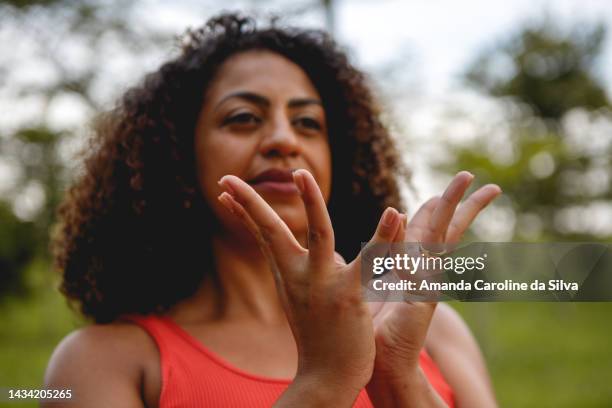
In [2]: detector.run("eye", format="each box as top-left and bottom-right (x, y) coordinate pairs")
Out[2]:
(293, 117), (323, 131)
(222, 112), (261, 127)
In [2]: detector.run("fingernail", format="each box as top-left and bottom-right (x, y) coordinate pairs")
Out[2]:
(218, 176), (235, 196)
(489, 184), (502, 194)
(382, 208), (397, 227)
(293, 170), (305, 195)
(456, 170), (473, 179)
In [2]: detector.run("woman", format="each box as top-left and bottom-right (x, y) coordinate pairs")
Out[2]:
(45, 13), (501, 407)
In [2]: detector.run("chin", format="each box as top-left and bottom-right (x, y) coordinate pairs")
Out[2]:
(271, 203), (307, 236)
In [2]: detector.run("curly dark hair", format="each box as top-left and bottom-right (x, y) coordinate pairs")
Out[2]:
(53, 13), (408, 323)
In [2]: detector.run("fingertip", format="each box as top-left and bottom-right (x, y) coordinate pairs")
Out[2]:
(217, 191), (236, 213)
(218, 191), (232, 201)
(292, 169), (305, 195)
(480, 183), (502, 196)
(456, 170), (474, 181)
(489, 184), (503, 195)
(294, 169), (326, 205)
(393, 213), (407, 243)
(218, 175), (238, 195)
(294, 168), (316, 187)
(381, 207), (398, 227)
(293, 168), (311, 178)
(376, 208), (402, 242)
(218, 174), (232, 185)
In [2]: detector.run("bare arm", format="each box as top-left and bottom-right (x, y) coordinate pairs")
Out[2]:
(42, 325), (149, 408)
(426, 303), (497, 408)
(365, 303), (497, 408)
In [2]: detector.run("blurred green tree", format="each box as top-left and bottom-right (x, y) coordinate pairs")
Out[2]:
(466, 21), (609, 119)
(0, 202), (37, 293)
(445, 20), (611, 242)
(0, 0), (173, 297)
(0, 127), (62, 295)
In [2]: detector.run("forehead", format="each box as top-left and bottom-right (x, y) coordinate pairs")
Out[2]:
(205, 50), (321, 102)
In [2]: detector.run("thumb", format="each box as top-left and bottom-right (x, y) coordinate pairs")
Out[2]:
(367, 206), (403, 245)
(350, 207), (402, 273)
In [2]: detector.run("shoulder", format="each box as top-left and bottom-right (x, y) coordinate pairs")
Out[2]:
(43, 322), (158, 407)
(426, 303), (498, 407)
(426, 303), (476, 350)
(425, 303), (485, 369)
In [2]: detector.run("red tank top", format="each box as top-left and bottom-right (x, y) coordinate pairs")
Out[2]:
(125, 314), (454, 407)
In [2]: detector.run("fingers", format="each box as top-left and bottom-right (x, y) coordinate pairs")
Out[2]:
(393, 213), (407, 243)
(218, 192), (265, 246)
(293, 169), (335, 266)
(217, 191), (291, 309)
(372, 207), (403, 243)
(219, 170), (338, 274)
(352, 207), (402, 271)
(218, 175), (304, 268)
(445, 184), (502, 244)
(421, 171), (474, 246)
(405, 197), (440, 242)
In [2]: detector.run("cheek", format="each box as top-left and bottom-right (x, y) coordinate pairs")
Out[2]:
(309, 141), (332, 201)
(194, 135), (256, 235)
(321, 162), (332, 201)
(195, 133), (252, 203)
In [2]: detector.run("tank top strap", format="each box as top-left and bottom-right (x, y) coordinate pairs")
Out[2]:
(122, 314), (173, 354)
(121, 313), (186, 406)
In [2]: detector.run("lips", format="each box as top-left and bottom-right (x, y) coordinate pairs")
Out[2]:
(249, 168), (295, 184)
(248, 168), (299, 194)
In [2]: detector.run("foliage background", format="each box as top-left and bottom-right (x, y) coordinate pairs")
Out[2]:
(1, 1), (611, 406)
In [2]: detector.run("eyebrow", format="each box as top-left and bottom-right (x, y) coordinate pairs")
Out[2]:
(214, 91), (322, 111)
(288, 98), (322, 108)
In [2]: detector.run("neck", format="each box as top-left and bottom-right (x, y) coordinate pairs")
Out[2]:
(170, 227), (307, 326)
(213, 233), (286, 323)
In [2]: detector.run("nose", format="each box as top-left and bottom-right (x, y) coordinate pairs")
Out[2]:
(259, 115), (301, 159)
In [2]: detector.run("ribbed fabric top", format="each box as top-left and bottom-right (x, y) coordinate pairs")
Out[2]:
(125, 314), (455, 407)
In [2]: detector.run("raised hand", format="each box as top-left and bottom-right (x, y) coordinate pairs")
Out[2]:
(366, 172), (501, 406)
(217, 169), (404, 406)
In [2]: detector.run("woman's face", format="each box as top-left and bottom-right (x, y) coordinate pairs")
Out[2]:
(195, 50), (331, 238)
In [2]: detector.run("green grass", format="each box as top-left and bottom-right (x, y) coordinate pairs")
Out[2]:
(0, 290), (80, 389)
(1, 278), (612, 407)
(0, 262), (83, 408)
(454, 302), (612, 407)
